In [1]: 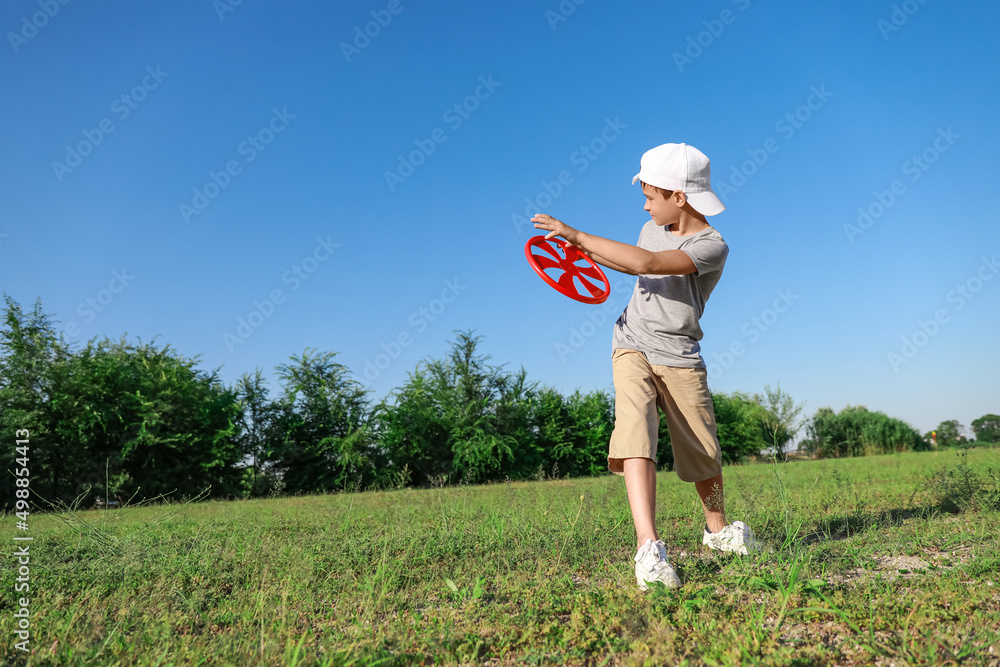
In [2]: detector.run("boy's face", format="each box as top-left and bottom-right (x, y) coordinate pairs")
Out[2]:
(642, 183), (680, 226)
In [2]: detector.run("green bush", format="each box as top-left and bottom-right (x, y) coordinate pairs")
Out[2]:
(802, 405), (926, 458)
(0, 295), (245, 507)
(712, 392), (775, 463)
(372, 332), (617, 486)
(8, 294), (895, 499)
(534, 386), (614, 478)
(652, 391), (778, 471)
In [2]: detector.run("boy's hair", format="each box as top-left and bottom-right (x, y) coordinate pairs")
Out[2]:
(640, 181), (674, 199)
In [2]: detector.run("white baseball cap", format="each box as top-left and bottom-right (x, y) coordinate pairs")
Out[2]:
(631, 143), (725, 216)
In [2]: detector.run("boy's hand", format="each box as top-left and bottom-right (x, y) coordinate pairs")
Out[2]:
(531, 214), (580, 245)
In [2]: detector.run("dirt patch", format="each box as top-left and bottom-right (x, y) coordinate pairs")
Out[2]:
(823, 544), (984, 588)
(874, 554), (931, 574)
(831, 554), (939, 586)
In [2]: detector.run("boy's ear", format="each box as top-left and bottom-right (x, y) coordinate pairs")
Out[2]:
(673, 191), (688, 207)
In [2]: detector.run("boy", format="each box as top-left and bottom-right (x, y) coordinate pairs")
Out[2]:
(532, 142), (759, 590)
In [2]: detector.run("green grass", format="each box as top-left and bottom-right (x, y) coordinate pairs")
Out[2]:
(3, 448), (1000, 666)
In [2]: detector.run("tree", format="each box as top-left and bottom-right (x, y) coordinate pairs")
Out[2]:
(480, 362), (539, 481)
(971, 414), (1000, 443)
(760, 384), (806, 459)
(266, 349), (377, 494)
(373, 365), (454, 486)
(234, 369), (281, 496)
(0, 296), (70, 508)
(927, 420), (967, 448)
(374, 331), (541, 486)
(532, 387), (573, 474)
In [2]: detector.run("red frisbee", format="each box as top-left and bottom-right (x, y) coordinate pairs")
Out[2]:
(524, 236), (611, 304)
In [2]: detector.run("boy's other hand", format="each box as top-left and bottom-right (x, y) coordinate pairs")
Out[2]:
(531, 214), (579, 245)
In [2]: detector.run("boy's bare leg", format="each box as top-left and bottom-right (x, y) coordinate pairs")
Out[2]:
(696, 473), (728, 533)
(622, 457), (658, 550)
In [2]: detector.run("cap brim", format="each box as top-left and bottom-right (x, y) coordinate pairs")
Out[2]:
(632, 173), (726, 215)
(686, 190), (726, 216)
(632, 173), (677, 190)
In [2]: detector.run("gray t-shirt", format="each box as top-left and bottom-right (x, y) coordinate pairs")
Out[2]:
(612, 222), (729, 367)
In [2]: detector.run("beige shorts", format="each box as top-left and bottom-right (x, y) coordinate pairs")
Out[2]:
(608, 348), (722, 482)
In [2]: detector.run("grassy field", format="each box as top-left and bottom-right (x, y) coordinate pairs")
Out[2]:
(3, 448), (1000, 666)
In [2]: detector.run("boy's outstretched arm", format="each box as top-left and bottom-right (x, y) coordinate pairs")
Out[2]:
(575, 247), (638, 276)
(531, 214), (696, 276)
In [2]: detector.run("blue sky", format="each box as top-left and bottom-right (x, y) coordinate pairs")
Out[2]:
(2, 0), (998, 437)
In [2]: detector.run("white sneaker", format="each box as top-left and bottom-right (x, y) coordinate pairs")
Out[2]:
(634, 538), (681, 590)
(702, 521), (761, 555)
